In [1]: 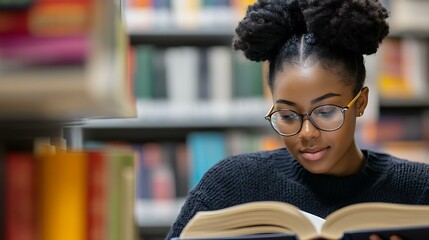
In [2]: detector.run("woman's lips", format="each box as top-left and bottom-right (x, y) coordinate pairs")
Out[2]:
(300, 147), (329, 161)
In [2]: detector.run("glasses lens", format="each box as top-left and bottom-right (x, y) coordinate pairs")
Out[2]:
(270, 110), (301, 135)
(311, 105), (344, 131)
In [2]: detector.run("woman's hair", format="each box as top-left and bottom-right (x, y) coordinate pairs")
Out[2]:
(233, 0), (389, 94)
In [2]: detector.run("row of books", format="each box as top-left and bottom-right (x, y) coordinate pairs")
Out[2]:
(125, 0), (429, 34)
(125, 0), (256, 30)
(131, 128), (428, 205)
(0, 0), (92, 66)
(377, 109), (429, 163)
(130, 45), (265, 102)
(355, 108), (429, 164)
(115, 131), (283, 202)
(378, 37), (429, 100)
(1, 139), (136, 240)
(0, 0), (92, 37)
(131, 37), (429, 105)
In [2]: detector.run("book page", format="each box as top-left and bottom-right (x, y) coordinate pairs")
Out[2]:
(299, 210), (325, 234)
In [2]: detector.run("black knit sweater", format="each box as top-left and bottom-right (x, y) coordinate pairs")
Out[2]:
(166, 148), (429, 239)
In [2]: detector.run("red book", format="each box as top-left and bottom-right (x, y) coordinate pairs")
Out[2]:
(86, 151), (107, 240)
(5, 153), (35, 240)
(0, 11), (30, 36)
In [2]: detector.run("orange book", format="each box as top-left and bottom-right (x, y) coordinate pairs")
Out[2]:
(28, 0), (93, 37)
(37, 149), (88, 240)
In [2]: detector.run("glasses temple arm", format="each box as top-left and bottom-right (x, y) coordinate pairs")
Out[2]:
(346, 89), (363, 108)
(265, 105), (274, 119)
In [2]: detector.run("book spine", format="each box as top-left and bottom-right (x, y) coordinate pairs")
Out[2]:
(0, 11), (30, 36)
(86, 151), (107, 240)
(37, 150), (88, 240)
(27, 1), (92, 37)
(5, 153), (36, 240)
(187, 132), (227, 189)
(133, 45), (155, 99)
(0, 35), (90, 65)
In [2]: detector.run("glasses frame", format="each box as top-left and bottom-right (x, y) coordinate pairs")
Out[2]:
(265, 89), (363, 136)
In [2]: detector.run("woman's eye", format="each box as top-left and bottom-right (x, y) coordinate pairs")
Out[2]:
(279, 113), (298, 123)
(314, 106), (337, 118)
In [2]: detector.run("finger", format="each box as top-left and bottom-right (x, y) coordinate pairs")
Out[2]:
(369, 234), (382, 240)
(390, 235), (402, 240)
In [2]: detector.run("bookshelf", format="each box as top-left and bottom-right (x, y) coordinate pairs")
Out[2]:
(0, 0), (137, 240)
(83, 3), (277, 240)
(374, 0), (429, 162)
(80, 0), (429, 240)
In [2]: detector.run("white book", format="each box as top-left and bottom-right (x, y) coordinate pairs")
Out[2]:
(207, 46), (233, 103)
(165, 47), (199, 107)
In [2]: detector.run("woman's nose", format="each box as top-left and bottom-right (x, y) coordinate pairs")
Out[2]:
(298, 118), (320, 140)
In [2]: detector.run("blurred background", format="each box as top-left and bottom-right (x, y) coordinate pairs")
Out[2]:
(0, 0), (428, 240)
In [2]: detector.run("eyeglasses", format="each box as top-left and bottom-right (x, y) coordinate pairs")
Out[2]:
(265, 90), (362, 136)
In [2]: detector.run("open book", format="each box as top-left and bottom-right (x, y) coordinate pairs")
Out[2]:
(178, 201), (429, 240)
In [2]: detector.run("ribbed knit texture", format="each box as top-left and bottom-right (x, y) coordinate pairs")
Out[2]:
(165, 148), (429, 239)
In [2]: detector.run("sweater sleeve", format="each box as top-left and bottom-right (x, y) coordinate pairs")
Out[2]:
(419, 167), (429, 204)
(421, 184), (429, 204)
(164, 192), (210, 239)
(164, 155), (250, 239)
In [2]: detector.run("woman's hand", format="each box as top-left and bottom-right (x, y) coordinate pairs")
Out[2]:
(369, 234), (403, 240)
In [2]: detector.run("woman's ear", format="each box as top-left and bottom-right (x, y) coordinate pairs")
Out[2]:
(356, 86), (369, 117)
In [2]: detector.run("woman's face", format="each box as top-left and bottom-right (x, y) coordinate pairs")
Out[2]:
(271, 61), (368, 176)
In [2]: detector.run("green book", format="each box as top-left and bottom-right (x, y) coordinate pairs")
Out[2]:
(106, 145), (136, 240)
(232, 52), (264, 98)
(134, 45), (155, 99)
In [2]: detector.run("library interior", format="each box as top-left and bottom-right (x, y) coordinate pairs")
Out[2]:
(0, 0), (428, 240)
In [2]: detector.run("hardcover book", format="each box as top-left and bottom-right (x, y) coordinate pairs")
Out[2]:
(178, 201), (429, 240)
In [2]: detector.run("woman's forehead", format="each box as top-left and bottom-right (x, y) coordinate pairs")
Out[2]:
(273, 63), (347, 91)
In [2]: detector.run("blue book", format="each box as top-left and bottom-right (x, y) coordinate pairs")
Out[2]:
(187, 132), (227, 189)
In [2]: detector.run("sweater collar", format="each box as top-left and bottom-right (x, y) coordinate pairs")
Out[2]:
(273, 148), (390, 202)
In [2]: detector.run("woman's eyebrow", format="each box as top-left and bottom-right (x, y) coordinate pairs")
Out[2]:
(275, 99), (296, 106)
(275, 93), (341, 107)
(310, 93), (341, 105)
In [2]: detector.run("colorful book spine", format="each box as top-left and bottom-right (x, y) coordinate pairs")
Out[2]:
(187, 132), (227, 189)
(6, 153), (35, 240)
(105, 145), (136, 240)
(37, 149), (88, 240)
(0, 35), (90, 66)
(86, 151), (107, 240)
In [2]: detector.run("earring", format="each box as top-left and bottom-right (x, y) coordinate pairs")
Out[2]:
(358, 112), (363, 116)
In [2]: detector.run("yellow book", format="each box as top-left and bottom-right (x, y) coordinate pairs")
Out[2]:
(37, 149), (88, 240)
(179, 201), (429, 240)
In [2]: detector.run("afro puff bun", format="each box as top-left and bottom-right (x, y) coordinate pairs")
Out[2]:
(233, 0), (389, 60)
(232, 0), (307, 61)
(302, 0), (389, 55)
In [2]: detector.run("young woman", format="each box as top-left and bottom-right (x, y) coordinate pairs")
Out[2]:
(166, 1), (429, 240)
